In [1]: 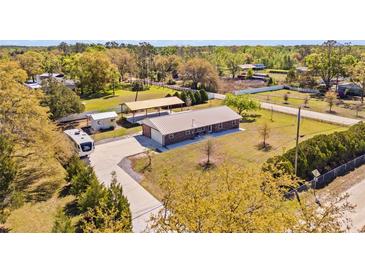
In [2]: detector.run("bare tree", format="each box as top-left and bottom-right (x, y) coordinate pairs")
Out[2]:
(304, 96), (310, 108)
(354, 103), (363, 117)
(283, 93), (289, 104)
(259, 123), (270, 149)
(202, 138), (216, 168)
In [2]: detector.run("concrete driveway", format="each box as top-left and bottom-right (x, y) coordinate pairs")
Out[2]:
(89, 137), (162, 232)
(344, 179), (365, 232)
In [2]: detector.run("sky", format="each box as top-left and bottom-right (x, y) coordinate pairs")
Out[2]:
(1, 40), (365, 47)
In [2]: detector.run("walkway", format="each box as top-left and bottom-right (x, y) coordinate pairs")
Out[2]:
(261, 102), (360, 126)
(89, 137), (163, 232)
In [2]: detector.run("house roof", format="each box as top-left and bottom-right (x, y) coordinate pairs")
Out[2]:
(122, 96), (184, 112)
(89, 111), (118, 121)
(142, 106), (241, 135)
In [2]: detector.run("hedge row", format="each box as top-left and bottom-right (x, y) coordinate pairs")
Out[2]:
(166, 89), (209, 106)
(264, 122), (365, 180)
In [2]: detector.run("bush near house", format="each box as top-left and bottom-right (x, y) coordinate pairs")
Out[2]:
(165, 89), (209, 106)
(264, 122), (365, 180)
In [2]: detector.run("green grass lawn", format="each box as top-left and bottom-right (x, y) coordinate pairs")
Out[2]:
(132, 108), (347, 200)
(250, 89), (365, 119)
(82, 85), (176, 112)
(5, 183), (79, 233)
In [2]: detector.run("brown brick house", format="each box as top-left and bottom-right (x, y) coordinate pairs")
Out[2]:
(142, 106), (241, 146)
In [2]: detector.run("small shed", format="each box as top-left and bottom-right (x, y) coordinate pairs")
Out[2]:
(89, 111), (118, 131)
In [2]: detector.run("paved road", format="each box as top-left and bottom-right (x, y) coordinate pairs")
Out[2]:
(89, 137), (162, 232)
(261, 102), (360, 126)
(344, 179), (365, 232)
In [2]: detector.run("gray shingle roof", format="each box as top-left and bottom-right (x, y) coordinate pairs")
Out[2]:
(142, 106), (241, 135)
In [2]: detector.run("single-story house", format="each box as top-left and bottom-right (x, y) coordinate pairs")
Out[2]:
(142, 106), (241, 146)
(89, 111), (118, 131)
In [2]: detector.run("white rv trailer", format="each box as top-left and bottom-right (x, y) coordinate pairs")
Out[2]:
(64, 129), (95, 157)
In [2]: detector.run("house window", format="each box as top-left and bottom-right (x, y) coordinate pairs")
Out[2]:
(232, 120), (238, 125)
(168, 134), (174, 139)
(185, 130), (190, 135)
(217, 123), (223, 129)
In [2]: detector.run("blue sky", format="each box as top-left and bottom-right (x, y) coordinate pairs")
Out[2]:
(1, 40), (365, 47)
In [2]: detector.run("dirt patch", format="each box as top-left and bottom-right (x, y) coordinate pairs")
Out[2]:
(217, 78), (266, 94)
(318, 165), (365, 196)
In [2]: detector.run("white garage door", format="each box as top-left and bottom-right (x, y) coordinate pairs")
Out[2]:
(151, 128), (163, 145)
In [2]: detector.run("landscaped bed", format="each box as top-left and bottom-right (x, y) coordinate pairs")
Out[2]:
(130, 108), (346, 200)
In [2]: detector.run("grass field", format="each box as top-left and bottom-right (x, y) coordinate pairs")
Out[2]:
(250, 89), (365, 119)
(132, 108), (347, 200)
(5, 183), (78, 233)
(82, 85), (176, 112)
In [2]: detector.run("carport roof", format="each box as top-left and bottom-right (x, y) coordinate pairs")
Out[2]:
(142, 106), (241, 135)
(122, 96), (184, 112)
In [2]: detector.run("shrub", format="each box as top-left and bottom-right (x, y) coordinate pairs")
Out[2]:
(77, 179), (108, 212)
(52, 208), (75, 233)
(173, 91), (180, 98)
(67, 157), (99, 197)
(265, 122), (365, 180)
(166, 78), (176, 85)
(194, 92), (202, 104)
(199, 89), (209, 102)
(131, 81), (149, 91)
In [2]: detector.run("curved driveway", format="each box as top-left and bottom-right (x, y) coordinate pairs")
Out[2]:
(89, 137), (162, 232)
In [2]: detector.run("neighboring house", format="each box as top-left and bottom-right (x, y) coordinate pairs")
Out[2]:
(24, 72), (76, 90)
(296, 66), (308, 73)
(89, 111), (118, 132)
(142, 106), (241, 146)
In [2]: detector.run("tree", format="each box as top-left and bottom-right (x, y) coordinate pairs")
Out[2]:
(224, 93), (259, 116)
(246, 68), (254, 79)
(79, 172), (132, 232)
(0, 60), (27, 83)
(350, 56), (365, 104)
(77, 179), (107, 212)
(0, 63), (74, 223)
(178, 58), (219, 92)
(42, 80), (84, 120)
(201, 138), (216, 168)
(259, 123), (270, 149)
(42, 52), (61, 75)
(286, 68), (297, 84)
(52, 208), (75, 233)
(305, 40), (345, 91)
(226, 52), (243, 79)
(17, 51), (45, 81)
(74, 51), (119, 95)
(69, 163), (99, 197)
(149, 165), (353, 233)
(106, 48), (136, 81)
(325, 91), (337, 112)
(283, 93), (289, 104)
(304, 96), (310, 108)
(199, 89), (209, 102)
(135, 42), (156, 80)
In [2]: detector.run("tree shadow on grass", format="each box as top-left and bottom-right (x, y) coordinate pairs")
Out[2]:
(26, 181), (60, 203)
(58, 184), (72, 198)
(102, 95), (118, 100)
(256, 143), (273, 152)
(118, 118), (140, 129)
(64, 200), (81, 217)
(0, 226), (11, 233)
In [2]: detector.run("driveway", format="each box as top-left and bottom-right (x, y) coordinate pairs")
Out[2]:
(261, 102), (360, 126)
(89, 137), (163, 232)
(343, 179), (365, 232)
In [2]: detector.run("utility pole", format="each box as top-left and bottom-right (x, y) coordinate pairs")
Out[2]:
(294, 106), (302, 176)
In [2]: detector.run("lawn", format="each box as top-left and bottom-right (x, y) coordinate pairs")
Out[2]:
(82, 85), (176, 112)
(5, 183), (78, 233)
(250, 89), (365, 119)
(131, 108), (347, 200)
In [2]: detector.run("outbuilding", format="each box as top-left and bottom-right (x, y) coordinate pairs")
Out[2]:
(89, 111), (118, 131)
(142, 106), (241, 146)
